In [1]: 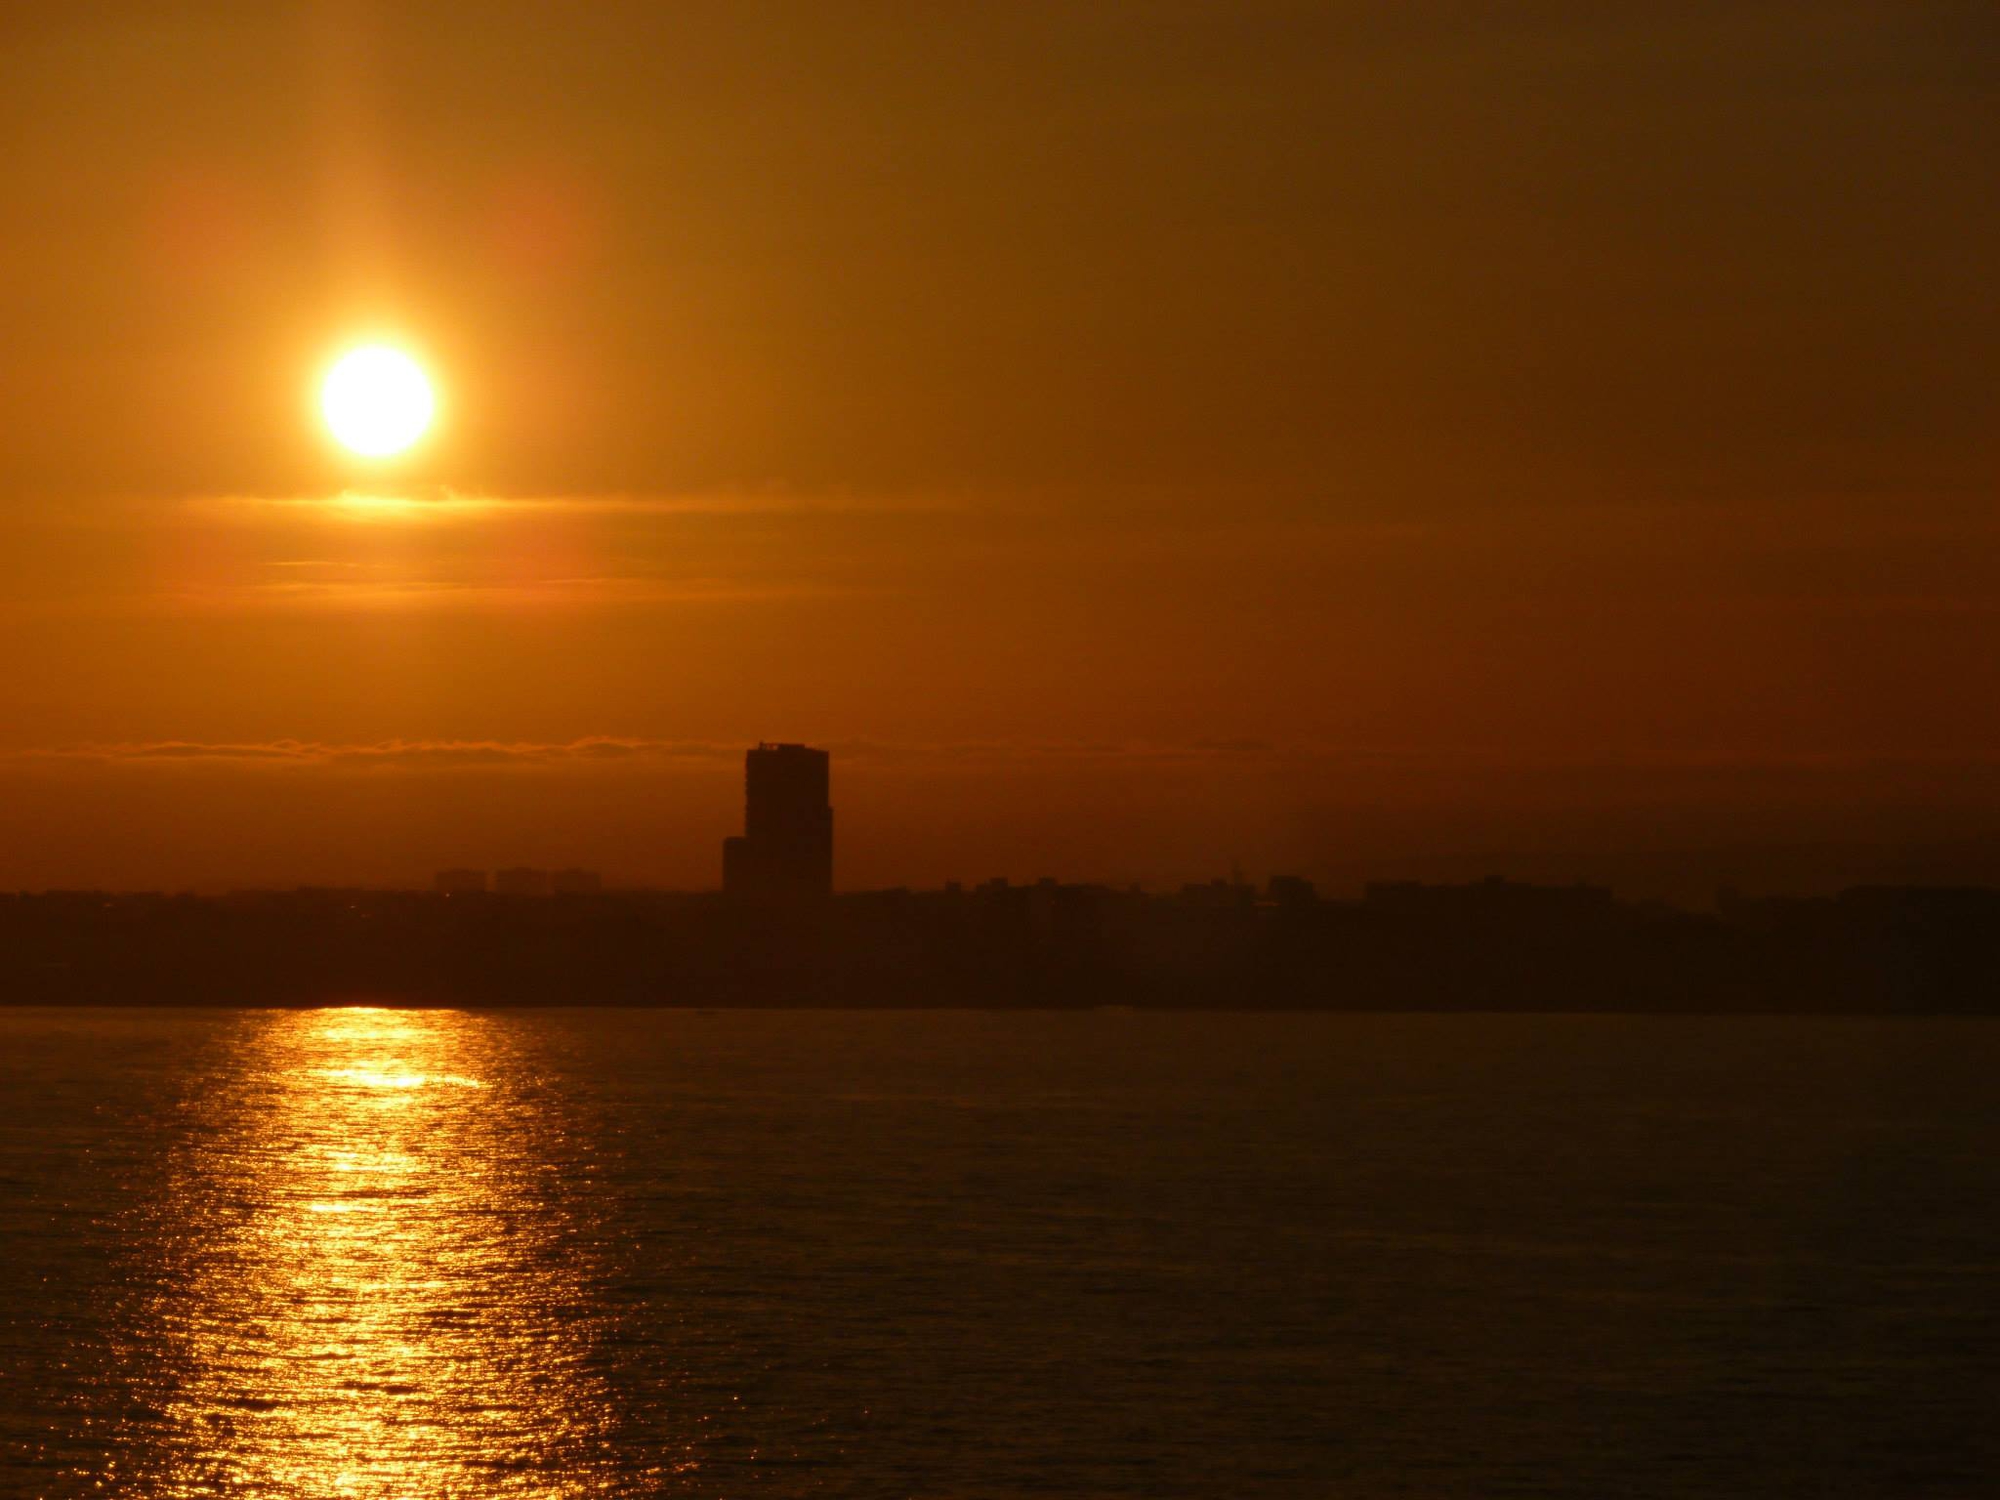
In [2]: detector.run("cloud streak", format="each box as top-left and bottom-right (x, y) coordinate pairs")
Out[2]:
(12, 737), (744, 770)
(12, 737), (1295, 772)
(13, 737), (2000, 778)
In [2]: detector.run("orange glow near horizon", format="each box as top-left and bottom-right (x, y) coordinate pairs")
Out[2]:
(0, 6), (1995, 895)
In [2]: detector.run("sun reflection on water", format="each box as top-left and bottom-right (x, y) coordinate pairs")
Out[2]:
(111, 1008), (616, 1497)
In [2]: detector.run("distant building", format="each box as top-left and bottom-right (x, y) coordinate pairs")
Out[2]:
(1178, 877), (1256, 909)
(434, 868), (487, 896)
(1363, 876), (1614, 917)
(494, 867), (552, 897)
(1266, 875), (1318, 909)
(722, 742), (834, 899)
(550, 868), (603, 896)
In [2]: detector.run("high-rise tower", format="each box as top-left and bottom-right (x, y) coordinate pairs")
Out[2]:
(722, 743), (833, 899)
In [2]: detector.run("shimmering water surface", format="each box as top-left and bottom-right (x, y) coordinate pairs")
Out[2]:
(2, 1009), (1997, 1498)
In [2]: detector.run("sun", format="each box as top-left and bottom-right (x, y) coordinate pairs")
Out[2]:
(321, 344), (436, 458)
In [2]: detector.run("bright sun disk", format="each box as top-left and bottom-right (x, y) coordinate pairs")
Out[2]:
(321, 345), (435, 458)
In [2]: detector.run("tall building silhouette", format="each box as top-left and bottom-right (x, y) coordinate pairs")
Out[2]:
(722, 742), (833, 899)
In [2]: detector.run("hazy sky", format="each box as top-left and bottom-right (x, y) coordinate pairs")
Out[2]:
(2, 1), (1995, 893)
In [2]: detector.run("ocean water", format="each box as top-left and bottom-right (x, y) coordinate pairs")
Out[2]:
(1, 1008), (1996, 1498)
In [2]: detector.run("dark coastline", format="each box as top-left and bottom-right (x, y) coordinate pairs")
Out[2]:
(6, 881), (1996, 1014)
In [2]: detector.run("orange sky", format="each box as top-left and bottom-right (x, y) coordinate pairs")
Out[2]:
(1, 2), (1995, 895)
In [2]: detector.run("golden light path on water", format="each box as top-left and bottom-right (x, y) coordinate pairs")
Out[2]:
(112, 1008), (623, 1497)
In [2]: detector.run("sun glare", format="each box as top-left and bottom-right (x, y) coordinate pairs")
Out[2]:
(321, 344), (436, 458)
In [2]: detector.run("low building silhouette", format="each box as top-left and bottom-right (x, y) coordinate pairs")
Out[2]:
(551, 868), (603, 896)
(494, 867), (552, 897)
(434, 868), (487, 896)
(2, 878), (1997, 1011)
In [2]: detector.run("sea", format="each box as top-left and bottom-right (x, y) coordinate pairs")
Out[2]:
(1, 1008), (1996, 1498)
